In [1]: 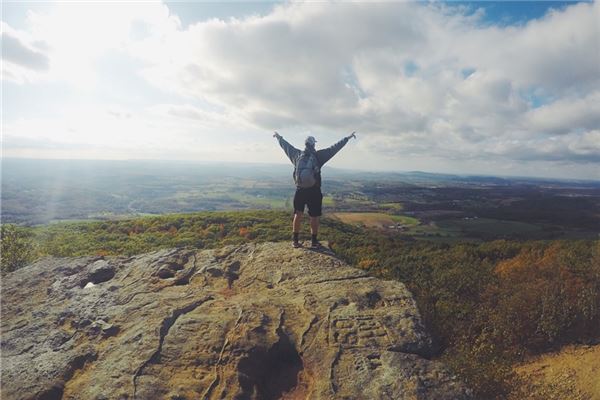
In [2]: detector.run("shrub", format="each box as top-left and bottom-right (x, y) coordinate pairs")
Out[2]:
(1, 224), (34, 274)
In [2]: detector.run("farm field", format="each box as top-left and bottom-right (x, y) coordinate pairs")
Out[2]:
(322, 195), (335, 206)
(437, 217), (542, 238)
(434, 217), (596, 241)
(331, 212), (419, 229)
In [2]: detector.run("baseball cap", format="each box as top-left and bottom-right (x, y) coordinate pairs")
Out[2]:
(305, 136), (317, 146)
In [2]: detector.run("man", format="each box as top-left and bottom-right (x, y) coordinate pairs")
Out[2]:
(273, 131), (356, 248)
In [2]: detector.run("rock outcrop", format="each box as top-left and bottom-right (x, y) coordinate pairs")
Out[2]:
(1, 242), (471, 399)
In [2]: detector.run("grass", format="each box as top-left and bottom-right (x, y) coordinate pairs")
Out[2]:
(401, 217), (598, 242)
(400, 222), (473, 243)
(227, 193), (288, 208)
(331, 212), (419, 228)
(378, 202), (404, 211)
(437, 217), (543, 238)
(335, 197), (375, 207)
(322, 195), (335, 206)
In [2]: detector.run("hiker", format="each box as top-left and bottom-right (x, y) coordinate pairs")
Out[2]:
(273, 131), (356, 248)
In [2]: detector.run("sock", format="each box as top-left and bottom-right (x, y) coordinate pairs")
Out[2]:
(311, 234), (318, 243)
(293, 232), (299, 242)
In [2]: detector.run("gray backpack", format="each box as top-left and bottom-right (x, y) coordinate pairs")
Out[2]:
(294, 151), (320, 188)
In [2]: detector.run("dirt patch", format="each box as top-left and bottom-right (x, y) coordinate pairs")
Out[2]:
(510, 344), (600, 400)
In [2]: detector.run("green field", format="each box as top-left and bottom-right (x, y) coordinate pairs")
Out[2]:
(331, 212), (419, 228)
(322, 195), (335, 206)
(404, 223), (460, 239)
(226, 193), (288, 208)
(398, 217), (545, 242)
(437, 217), (544, 239)
(378, 202), (404, 211)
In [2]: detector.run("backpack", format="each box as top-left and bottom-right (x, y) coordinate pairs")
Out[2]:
(294, 151), (320, 188)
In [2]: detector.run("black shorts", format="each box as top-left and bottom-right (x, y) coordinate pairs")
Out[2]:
(293, 186), (323, 217)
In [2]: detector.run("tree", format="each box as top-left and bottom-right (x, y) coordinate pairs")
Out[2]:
(1, 224), (33, 274)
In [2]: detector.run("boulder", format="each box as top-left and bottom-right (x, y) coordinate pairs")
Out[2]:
(1, 242), (471, 399)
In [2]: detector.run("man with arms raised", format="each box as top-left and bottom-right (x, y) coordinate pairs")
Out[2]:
(273, 131), (356, 248)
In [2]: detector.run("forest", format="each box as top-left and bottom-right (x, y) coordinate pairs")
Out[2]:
(2, 209), (598, 399)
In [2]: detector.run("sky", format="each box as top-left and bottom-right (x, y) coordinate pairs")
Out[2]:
(2, 1), (599, 180)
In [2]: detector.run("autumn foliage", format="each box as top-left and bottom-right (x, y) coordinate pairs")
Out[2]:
(489, 241), (600, 353)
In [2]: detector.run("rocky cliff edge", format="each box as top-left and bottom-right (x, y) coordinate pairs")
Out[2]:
(1, 242), (471, 400)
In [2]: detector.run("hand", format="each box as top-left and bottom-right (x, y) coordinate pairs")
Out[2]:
(348, 131), (356, 140)
(273, 131), (281, 139)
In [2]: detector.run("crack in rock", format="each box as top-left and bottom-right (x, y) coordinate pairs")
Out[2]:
(308, 275), (371, 285)
(132, 296), (214, 399)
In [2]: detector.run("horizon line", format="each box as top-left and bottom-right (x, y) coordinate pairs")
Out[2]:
(3, 156), (599, 183)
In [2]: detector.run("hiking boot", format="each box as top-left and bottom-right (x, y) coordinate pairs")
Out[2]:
(311, 240), (322, 249)
(292, 241), (302, 248)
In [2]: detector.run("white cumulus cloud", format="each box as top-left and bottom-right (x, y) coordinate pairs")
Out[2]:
(2, 0), (599, 178)
(136, 1), (600, 167)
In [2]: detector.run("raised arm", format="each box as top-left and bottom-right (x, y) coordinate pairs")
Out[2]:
(273, 131), (300, 164)
(316, 132), (356, 166)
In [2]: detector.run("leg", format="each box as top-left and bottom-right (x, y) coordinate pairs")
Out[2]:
(293, 211), (303, 234)
(307, 188), (323, 247)
(310, 216), (319, 236)
(292, 189), (306, 246)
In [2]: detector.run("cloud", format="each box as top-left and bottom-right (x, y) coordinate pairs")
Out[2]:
(526, 92), (600, 135)
(1, 22), (51, 83)
(134, 1), (599, 166)
(1, 31), (49, 71)
(2, 2), (181, 87)
(3, 0), (599, 177)
(2, 100), (261, 163)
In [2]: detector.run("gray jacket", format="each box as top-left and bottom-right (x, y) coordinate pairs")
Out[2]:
(277, 136), (350, 188)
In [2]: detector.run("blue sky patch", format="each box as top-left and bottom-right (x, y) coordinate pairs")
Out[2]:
(445, 1), (590, 26)
(404, 61), (419, 77)
(461, 68), (476, 79)
(520, 88), (555, 109)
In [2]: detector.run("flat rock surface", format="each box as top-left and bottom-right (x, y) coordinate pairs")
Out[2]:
(1, 242), (471, 400)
